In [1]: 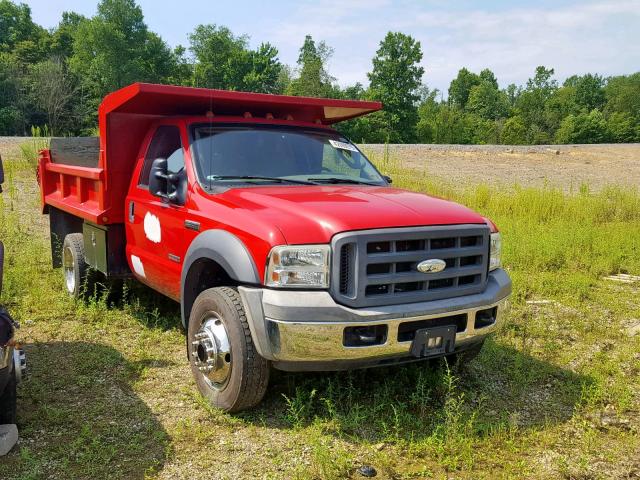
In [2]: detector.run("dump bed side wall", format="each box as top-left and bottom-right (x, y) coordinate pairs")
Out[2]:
(39, 145), (106, 224)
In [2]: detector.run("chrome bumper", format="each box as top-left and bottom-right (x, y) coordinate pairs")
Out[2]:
(239, 269), (511, 371)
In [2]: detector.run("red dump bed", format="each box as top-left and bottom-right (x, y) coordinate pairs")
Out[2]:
(39, 83), (382, 225)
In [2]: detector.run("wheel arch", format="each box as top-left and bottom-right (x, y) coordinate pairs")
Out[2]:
(181, 230), (260, 328)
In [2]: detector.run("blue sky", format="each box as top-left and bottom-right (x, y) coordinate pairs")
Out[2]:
(25, 0), (640, 93)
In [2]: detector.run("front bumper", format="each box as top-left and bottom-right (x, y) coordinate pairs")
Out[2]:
(239, 268), (512, 371)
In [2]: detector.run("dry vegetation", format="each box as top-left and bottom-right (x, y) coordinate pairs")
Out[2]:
(0, 141), (639, 479)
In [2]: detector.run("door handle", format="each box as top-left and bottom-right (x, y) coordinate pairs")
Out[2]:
(128, 201), (135, 223)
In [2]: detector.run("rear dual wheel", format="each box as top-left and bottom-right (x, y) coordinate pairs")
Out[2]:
(62, 233), (92, 298)
(188, 287), (269, 412)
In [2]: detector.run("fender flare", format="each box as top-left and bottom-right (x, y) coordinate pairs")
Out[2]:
(180, 229), (260, 327)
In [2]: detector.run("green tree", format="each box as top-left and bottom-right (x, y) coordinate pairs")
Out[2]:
(467, 81), (508, 120)
(555, 109), (609, 144)
(516, 66), (558, 143)
(479, 68), (499, 89)
(190, 25), (282, 93)
(470, 114), (499, 144)
(544, 85), (578, 132)
(367, 31), (424, 143)
(0, 52), (23, 134)
(448, 68), (481, 109)
(0, 0), (49, 62)
(416, 88), (441, 143)
(604, 73), (640, 122)
(564, 73), (605, 112)
(286, 35), (336, 97)
(49, 12), (86, 60)
(190, 25), (246, 89)
(28, 59), (79, 134)
(242, 43), (283, 93)
(69, 0), (180, 102)
(500, 115), (527, 144)
(607, 111), (637, 142)
(505, 83), (520, 108)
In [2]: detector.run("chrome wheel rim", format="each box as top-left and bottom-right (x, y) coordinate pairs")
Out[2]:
(62, 246), (76, 294)
(191, 313), (232, 390)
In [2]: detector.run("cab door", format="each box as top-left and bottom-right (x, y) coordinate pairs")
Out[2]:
(125, 124), (189, 300)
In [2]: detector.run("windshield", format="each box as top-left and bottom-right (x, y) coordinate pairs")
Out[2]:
(189, 124), (386, 189)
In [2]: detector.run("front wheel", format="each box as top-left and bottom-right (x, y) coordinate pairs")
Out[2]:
(187, 287), (269, 412)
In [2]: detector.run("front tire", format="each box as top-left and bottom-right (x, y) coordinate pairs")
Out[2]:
(187, 287), (269, 412)
(62, 233), (90, 298)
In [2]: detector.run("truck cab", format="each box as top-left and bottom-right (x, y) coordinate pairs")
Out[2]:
(39, 83), (511, 412)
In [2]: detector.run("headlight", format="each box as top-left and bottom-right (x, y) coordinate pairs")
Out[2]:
(266, 245), (331, 288)
(489, 232), (502, 271)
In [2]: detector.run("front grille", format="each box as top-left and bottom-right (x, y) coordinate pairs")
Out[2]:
(331, 225), (490, 308)
(339, 244), (353, 295)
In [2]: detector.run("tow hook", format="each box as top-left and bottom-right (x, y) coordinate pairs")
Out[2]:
(13, 349), (25, 384)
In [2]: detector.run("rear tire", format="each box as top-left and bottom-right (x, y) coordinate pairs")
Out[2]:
(62, 233), (90, 298)
(187, 287), (269, 412)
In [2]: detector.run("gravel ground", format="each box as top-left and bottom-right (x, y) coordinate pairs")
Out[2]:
(0, 137), (25, 161)
(361, 143), (640, 191)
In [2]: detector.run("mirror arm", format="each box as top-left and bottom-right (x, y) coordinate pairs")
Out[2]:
(156, 191), (177, 203)
(154, 171), (180, 185)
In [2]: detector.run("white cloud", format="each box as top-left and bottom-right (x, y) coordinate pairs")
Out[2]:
(255, 0), (640, 92)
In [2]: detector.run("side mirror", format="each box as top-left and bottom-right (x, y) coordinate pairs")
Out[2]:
(148, 158), (186, 205)
(383, 175), (393, 184)
(0, 154), (4, 193)
(149, 158), (169, 199)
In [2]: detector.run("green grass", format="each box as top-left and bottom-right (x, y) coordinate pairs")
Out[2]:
(0, 146), (639, 479)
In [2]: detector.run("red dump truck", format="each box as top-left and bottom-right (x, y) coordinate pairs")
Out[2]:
(38, 83), (511, 411)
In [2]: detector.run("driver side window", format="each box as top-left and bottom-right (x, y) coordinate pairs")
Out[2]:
(139, 126), (184, 187)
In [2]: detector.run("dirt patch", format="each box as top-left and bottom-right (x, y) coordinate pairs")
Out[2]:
(0, 137), (26, 161)
(361, 143), (640, 191)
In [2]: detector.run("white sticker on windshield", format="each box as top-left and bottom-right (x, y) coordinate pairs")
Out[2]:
(329, 139), (358, 152)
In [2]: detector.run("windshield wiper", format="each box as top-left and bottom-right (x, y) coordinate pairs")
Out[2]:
(207, 175), (316, 185)
(306, 177), (379, 185)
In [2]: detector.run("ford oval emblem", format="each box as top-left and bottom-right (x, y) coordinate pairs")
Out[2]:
(417, 259), (446, 274)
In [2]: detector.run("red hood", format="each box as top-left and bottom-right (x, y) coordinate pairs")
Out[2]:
(217, 186), (486, 244)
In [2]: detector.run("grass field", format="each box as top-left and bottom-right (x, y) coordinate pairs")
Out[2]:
(0, 143), (639, 479)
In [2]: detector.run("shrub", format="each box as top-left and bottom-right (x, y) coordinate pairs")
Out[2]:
(500, 116), (527, 144)
(555, 109), (610, 144)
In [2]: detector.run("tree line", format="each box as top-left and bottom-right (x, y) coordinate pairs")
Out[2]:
(1, 0), (638, 144)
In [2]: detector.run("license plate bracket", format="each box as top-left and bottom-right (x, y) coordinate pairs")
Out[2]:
(410, 325), (457, 358)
